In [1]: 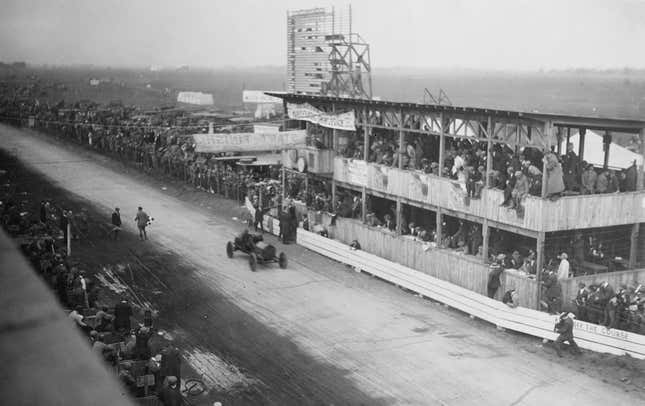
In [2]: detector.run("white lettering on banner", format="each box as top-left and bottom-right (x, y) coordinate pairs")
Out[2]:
(193, 130), (306, 153)
(573, 320), (631, 340)
(287, 102), (356, 131)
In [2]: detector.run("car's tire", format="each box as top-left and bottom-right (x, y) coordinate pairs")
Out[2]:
(226, 241), (234, 258)
(278, 252), (287, 269)
(249, 253), (257, 272)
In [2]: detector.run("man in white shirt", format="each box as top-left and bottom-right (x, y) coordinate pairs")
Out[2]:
(557, 252), (570, 280)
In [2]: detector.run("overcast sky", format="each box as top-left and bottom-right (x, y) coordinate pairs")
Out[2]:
(1, 0), (644, 70)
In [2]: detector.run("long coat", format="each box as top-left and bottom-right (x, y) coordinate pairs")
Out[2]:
(545, 153), (565, 195)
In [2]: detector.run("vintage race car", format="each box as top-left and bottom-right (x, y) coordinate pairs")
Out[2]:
(226, 231), (287, 271)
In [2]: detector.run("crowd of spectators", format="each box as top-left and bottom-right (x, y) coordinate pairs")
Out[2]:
(335, 121), (639, 221)
(0, 177), (182, 404)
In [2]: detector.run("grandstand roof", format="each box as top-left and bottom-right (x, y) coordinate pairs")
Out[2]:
(267, 92), (645, 134)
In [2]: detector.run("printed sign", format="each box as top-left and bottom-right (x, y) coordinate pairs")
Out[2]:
(242, 90), (282, 104)
(193, 130), (306, 153)
(287, 102), (356, 131)
(346, 159), (367, 186)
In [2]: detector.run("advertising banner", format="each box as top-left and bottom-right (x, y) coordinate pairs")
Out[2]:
(242, 90), (282, 104)
(287, 102), (356, 131)
(193, 130), (306, 153)
(346, 159), (368, 186)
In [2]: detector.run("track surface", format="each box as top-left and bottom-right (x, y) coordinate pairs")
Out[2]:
(2, 124), (644, 406)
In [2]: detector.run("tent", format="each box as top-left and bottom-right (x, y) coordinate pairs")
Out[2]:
(560, 130), (643, 170)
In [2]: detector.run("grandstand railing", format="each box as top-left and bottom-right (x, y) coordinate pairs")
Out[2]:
(333, 157), (645, 232)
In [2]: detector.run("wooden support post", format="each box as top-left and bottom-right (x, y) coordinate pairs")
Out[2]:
(603, 131), (611, 170)
(281, 166), (286, 204)
(556, 127), (562, 155)
(398, 109), (405, 170)
(482, 219), (490, 261)
(282, 100), (289, 131)
(536, 231), (545, 310)
(566, 127), (571, 152)
(331, 179), (337, 211)
(396, 198), (402, 234)
(363, 107), (370, 161)
(578, 128), (586, 162)
(436, 208), (443, 245)
(438, 112), (446, 177)
(639, 128), (645, 190)
(485, 117), (493, 188)
(66, 222), (71, 256)
(332, 103), (338, 151)
(361, 187), (367, 223)
(541, 121), (552, 199)
(304, 175), (309, 206)
(629, 223), (639, 269)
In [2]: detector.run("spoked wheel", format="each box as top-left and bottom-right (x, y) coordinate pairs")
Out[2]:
(249, 253), (257, 272)
(226, 241), (234, 258)
(278, 252), (287, 269)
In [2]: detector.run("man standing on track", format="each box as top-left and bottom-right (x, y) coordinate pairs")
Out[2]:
(110, 207), (121, 240)
(134, 206), (149, 240)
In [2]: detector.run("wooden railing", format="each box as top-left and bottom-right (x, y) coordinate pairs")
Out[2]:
(297, 228), (645, 359)
(333, 157), (645, 232)
(329, 217), (539, 309)
(542, 191), (645, 232)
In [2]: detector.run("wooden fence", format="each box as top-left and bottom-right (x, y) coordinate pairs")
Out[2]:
(297, 229), (645, 359)
(329, 217), (539, 308)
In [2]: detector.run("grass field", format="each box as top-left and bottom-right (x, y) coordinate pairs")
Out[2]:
(1, 65), (644, 119)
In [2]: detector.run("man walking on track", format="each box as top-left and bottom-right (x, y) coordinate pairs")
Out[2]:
(134, 206), (150, 240)
(554, 312), (581, 357)
(110, 207), (122, 240)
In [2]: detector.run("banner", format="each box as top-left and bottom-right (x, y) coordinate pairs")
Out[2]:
(287, 102), (356, 131)
(193, 130), (306, 153)
(242, 90), (282, 104)
(346, 159), (367, 186)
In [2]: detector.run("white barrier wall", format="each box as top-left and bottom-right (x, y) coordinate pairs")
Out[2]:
(297, 228), (645, 359)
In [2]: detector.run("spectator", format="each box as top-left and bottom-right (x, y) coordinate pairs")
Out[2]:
(574, 283), (589, 321)
(158, 376), (182, 406)
(509, 171), (529, 211)
(544, 151), (565, 198)
(542, 272), (562, 314)
(487, 262), (503, 299)
(507, 250), (523, 270)
(114, 299), (133, 332)
(595, 170), (608, 193)
(502, 289), (520, 308)
(556, 252), (570, 280)
(561, 143), (580, 191)
(520, 250), (537, 275)
(110, 207), (121, 240)
(581, 164), (597, 194)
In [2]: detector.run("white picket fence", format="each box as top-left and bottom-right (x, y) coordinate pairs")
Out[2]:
(297, 228), (645, 359)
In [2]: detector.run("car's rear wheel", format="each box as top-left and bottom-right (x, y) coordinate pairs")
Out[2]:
(249, 253), (257, 272)
(278, 252), (287, 269)
(226, 241), (234, 258)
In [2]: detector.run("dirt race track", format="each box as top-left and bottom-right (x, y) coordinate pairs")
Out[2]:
(2, 123), (645, 406)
